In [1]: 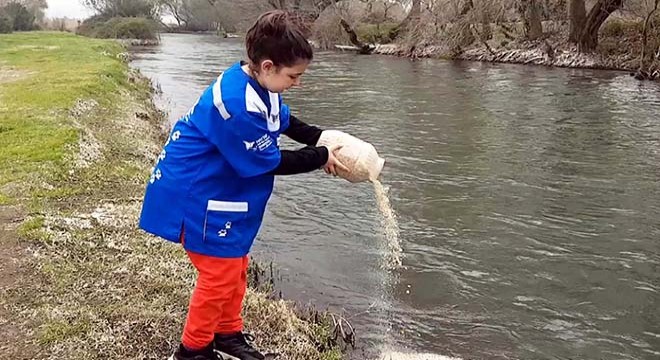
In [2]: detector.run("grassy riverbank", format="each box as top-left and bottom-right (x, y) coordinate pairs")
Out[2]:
(0, 32), (342, 360)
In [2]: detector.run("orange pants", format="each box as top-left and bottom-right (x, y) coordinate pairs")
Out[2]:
(181, 233), (248, 350)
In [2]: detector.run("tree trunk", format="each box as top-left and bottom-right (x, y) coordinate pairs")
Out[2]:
(339, 18), (373, 54)
(472, 0), (492, 40)
(639, 0), (660, 70)
(456, 0), (475, 48)
(400, 0), (421, 31)
(578, 0), (623, 52)
(568, 0), (586, 43)
(480, 7), (492, 41)
(519, 0), (543, 40)
(163, 3), (184, 27)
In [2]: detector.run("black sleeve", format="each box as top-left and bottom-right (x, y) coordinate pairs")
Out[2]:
(270, 146), (329, 175)
(284, 115), (324, 146)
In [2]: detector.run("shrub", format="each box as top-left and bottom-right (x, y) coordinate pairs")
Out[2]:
(357, 22), (400, 44)
(601, 19), (643, 38)
(0, 2), (36, 31)
(0, 16), (12, 33)
(77, 17), (159, 40)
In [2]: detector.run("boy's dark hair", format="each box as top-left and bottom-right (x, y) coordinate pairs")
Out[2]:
(245, 10), (313, 71)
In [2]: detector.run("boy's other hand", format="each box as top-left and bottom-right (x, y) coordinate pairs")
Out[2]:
(323, 144), (348, 176)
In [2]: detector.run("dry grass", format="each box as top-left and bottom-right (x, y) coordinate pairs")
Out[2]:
(0, 65), (33, 84)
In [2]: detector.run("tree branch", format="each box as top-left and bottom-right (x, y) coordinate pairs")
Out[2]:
(640, 0), (660, 70)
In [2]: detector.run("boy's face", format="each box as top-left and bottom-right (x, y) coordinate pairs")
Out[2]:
(259, 60), (309, 93)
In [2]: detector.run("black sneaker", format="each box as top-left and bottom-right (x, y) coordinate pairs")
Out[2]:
(213, 332), (265, 360)
(169, 343), (223, 360)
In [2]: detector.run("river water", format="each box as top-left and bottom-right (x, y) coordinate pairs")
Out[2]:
(131, 33), (660, 360)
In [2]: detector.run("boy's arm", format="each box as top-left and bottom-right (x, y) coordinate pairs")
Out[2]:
(270, 146), (328, 175)
(283, 115), (323, 146)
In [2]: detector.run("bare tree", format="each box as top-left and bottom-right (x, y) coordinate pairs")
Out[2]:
(83, 0), (158, 18)
(158, 0), (188, 26)
(424, 0), (443, 37)
(339, 17), (373, 53)
(519, 0), (543, 40)
(0, 0), (47, 22)
(578, 0), (624, 52)
(568, 0), (586, 42)
(639, 0), (659, 70)
(400, 0), (421, 31)
(0, 0), (47, 29)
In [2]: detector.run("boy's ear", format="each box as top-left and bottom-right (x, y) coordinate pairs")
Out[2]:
(261, 60), (275, 73)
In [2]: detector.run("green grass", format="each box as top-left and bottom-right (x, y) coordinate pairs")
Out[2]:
(0, 32), (127, 199)
(321, 350), (344, 360)
(16, 215), (44, 237)
(357, 22), (400, 44)
(40, 317), (93, 345)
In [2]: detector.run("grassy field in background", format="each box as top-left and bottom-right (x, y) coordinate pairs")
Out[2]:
(0, 32), (131, 205)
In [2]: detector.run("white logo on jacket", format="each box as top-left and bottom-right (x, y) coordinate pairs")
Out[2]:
(244, 134), (273, 152)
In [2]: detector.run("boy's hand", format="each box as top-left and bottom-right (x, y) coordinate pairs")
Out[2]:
(323, 144), (349, 176)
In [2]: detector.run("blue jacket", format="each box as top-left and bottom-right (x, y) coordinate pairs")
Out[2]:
(139, 62), (291, 257)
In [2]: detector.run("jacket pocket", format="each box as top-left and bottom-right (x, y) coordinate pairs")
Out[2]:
(203, 200), (249, 243)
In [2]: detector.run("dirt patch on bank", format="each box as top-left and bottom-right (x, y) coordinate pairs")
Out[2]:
(0, 66), (33, 84)
(0, 206), (39, 358)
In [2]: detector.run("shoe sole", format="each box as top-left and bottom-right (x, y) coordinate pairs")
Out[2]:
(215, 350), (278, 360)
(214, 351), (235, 360)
